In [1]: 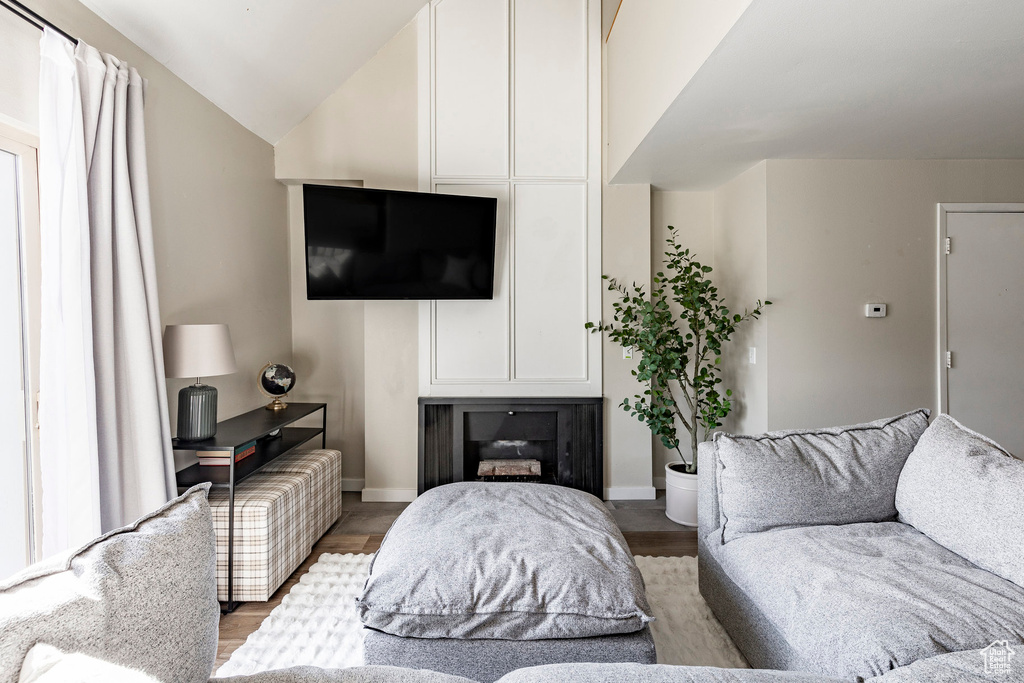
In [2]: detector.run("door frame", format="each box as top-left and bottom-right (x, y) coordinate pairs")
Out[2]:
(936, 203), (1024, 415)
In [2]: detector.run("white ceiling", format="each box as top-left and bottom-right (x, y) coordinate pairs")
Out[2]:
(612, 0), (1024, 190)
(80, 0), (428, 144)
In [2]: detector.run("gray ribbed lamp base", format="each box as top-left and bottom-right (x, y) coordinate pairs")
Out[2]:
(177, 384), (218, 441)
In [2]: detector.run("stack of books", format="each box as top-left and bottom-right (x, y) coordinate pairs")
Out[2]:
(197, 440), (257, 467)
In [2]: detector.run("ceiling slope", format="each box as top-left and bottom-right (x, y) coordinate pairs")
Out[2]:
(612, 0), (1024, 190)
(80, 0), (427, 144)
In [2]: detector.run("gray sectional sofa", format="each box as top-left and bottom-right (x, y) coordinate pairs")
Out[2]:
(2, 412), (1020, 682)
(698, 411), (1024, 680)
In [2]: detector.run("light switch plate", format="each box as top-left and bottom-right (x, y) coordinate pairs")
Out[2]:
(748, 347), (756, 364)
(623, 346), (633, 360)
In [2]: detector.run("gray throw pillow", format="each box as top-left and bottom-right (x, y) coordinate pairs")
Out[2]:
(715, 410), (930, 543)
(357, 482), (653, 640)
(895, 414), (1024, 587)
(0, 483), (219, 683)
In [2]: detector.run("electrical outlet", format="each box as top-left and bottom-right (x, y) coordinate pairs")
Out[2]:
(865, 303), (887, 318)
(623, 346), (633, 360)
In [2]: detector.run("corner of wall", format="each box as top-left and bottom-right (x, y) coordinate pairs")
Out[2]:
(711, 161), (768, 435)
(602, 183), (654, 495)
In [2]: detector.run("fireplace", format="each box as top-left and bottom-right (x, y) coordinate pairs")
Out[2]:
(418, 397), (603, 497)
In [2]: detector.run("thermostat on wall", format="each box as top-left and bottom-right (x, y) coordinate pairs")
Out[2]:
(865, 303), (887, 318)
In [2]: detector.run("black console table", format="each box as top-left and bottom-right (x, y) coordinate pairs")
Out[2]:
(174, 402), (326, 612)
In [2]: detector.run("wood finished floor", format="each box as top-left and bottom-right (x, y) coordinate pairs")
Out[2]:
(215, 529), (697, 668)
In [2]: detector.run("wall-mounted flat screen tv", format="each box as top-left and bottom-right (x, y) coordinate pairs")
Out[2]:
(303, 184), (498, 300)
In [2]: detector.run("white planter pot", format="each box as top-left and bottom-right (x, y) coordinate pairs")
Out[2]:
(665, 461), (698, 527)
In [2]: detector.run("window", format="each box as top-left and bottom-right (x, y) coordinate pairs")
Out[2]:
(0, 130), (40, 578)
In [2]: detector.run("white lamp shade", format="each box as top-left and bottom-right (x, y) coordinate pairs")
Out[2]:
(163, 324), (238, 379)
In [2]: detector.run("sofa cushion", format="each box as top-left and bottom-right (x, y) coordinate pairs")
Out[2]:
(496, 663), (844, 682)
(715, 522), (1024, 679)
(867, 647), (1011, 682)
(715, 410), (929, 543)
(0, 483), (219, 683)
(213, 666), (476, 682)
(357, 482), (653, 640)
(19, 643), (160, 683)
(896, 414), (1024, 587)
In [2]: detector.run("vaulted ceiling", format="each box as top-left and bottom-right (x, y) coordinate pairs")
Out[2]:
(80, 0), (1024, 188)
(612, 0), (1024, 189)
(80, 0), (428, 143)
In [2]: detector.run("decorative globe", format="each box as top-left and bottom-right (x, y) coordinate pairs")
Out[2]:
(258, 362), (296, 410)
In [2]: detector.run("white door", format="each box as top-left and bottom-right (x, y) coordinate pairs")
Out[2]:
(942, 208), (1024, 457)
(0, 146), (33, 578)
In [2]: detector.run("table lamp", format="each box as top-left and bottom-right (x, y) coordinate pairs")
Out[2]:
(163, 324), (238, 442)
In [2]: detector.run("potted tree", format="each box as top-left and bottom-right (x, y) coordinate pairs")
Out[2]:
(587, 226), (769, 526)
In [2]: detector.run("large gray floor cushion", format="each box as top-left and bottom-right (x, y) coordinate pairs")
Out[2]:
(0, 483), (219, 683)
(358, 482), (653, 640)
(896, 413), (1024, 587)
(359, 482), (656, 681)
(713, 410), (929, 543)
(711, 521), (1024, 678)
(363, 625), (657, 683)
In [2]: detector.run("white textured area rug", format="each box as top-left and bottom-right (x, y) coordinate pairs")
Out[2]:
(215, 553), (747, 677)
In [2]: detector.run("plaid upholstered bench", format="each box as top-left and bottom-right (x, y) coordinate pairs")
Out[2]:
(207, 449), (342, 602)
(261, 449), (343, 541)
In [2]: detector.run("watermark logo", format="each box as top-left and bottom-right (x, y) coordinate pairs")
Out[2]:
(982, 640), (1016, 676)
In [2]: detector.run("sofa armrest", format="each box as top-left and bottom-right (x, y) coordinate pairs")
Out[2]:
(697, 441), (722, 544)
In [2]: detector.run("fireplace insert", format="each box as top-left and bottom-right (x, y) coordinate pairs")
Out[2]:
(418, 397), (603, 497)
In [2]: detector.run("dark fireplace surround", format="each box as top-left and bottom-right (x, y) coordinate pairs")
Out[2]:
(418, 397), (604, 498)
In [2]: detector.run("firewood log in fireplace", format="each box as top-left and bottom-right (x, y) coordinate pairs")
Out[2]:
(477, 459), (542, 477)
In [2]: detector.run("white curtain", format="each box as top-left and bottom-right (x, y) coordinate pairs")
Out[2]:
(38, 29), (175, 557)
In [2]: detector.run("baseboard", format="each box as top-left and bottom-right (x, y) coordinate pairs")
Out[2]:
(361, 488), (418, 503)
(341, 478), (365, 492)
(653, 476), (666, 490)
(603, 486), (657, 501)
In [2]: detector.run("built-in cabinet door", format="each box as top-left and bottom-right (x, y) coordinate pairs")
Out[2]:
(513, 0), (588, 179)
(513, 183), (588, 380)
(433, 184), (510, 381)
(433, 0), (509, 178)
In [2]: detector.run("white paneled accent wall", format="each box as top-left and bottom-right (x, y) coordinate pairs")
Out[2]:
(513, 0), (588, 179)
(513, 183), (588, 380)
(420, 0), (601, 397)
(433, 0), (509, 178)
(433, 183), (511, 381)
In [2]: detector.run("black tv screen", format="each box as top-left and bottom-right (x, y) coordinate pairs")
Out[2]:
(303, 185), (498, 300)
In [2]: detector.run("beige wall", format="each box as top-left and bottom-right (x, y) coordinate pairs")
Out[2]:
(713, 162), (768, 435)
(286, 185), (366, 485)
(649, 160), (1024, 454)
(0, 11), (39, 133)
(1, 1), (290, 461)
(602, 184), (655, 497)
(766, 159), (1024, 430)
(275, 13), (423, 496)
(363, 301), (420, 499)
(604, 0), (752, 180)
